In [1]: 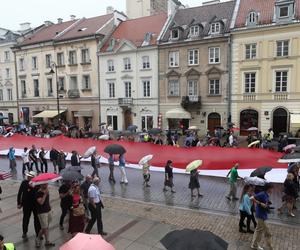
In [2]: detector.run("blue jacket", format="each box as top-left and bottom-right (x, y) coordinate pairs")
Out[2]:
(239, 194), (252, 215)
(255, 191), (269, 220)
(8, 148), (15, 160)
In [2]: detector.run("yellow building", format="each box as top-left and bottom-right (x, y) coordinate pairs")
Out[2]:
(231, 0), (300, 135)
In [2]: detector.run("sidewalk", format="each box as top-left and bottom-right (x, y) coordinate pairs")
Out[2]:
(0, 180), (300, 250)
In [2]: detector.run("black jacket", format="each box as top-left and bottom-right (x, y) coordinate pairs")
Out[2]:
(17, 180), (37, 208)
(49, 149), (58, 161)
(71, 154), (80, 166)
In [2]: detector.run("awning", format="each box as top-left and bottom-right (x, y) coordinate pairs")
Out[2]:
(290, 114), (300, 124)
(166, 108), (191, 119)
(75, 110), (93, 117)
(33, 110), (66, 118)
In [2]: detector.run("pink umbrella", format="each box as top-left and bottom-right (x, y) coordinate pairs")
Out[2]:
(283, 144), (296, 152)
(30, 173), (61, 186)
(60, 233), (115, 250)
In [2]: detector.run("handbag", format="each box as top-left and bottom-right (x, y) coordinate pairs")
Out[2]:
(72, 203), (85, 217)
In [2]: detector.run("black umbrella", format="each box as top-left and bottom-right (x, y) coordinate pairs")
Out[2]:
(104, 144), (126, 155)
(123, 130), (136, 136)
(161, 229), (228, 250)
(148, 128), (162, 135)
(127, 125), (138, 131)
(250, 166), (272, 179)
(214, 126), (224, 130)
(60, 169), (83, 181)
(278, 152), (300, 163)
(99, 122), (106, 126)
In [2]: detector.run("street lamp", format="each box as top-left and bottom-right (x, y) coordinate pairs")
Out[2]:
(49, 62), (60, 123)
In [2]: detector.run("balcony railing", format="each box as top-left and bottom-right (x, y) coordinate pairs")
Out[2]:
(118, 98), (133, 106)
(68, 89), (80, 98)
(274, 93), (288, 101)
(243, 94), (256, 101)
(181, 95), (201, 109)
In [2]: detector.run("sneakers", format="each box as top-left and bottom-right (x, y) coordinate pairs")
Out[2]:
(251, 245), (264, 250)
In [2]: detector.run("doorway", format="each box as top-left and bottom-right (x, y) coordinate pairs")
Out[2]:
(207, 112), (221, 132)
(272, 108), (288, 136)
(124, 109), (132, 130)
(240, 109), (258, 136)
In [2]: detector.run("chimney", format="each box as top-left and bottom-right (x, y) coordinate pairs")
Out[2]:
(19, 22), (31, 31)
(70, 15), (76, 20)
(57, 18), (63, 24)
(106, 6), (114, 14)
(44, 21), (52, 26)
(202, 0), (220, 6)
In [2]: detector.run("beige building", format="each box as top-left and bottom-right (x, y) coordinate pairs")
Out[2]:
(231, 0), (300, 136)
(14, 12), (126, 131)
(158, 1), (235, 132)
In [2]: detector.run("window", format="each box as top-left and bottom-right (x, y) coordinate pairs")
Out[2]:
(188, 49), (199, 65)
(0, 90), (3, 100)
(209, 47), (220, 64)
(142, 116), (153, 130)
(189, 25), (199, 37)
(21, 80), (26, 96)
(277, 40), (289, 57)
(275, 71), (288, 92)
(210, 22), (220, 34)
(58, 77), (65, 91)
(70, 76), (78, 89)
(19, 58), (25, 71)
(188, 80), (198, 96)
(245, 44), (257, 59)
(69, 51), (77, 65)
(209, 79), (220, 95)
(4, 51), (10, 61)
(81, 49), (90, 63)
(45, 54), (52, 68)
(7, 89), (12, 100)
(142, 56), (150, 69)
(82, 75), (90, 89)
(5, 68), (10, 79)
(248, 12), (257, 25)
(143, 80), (151, 97)
(123, 58), (131, 70)
(244, 73), (256, 93)
(107, 60), (115, 72)
(124, 81), (131, 97)
(107, 115), (118, 130)
(57, 53), (64, 66)
(32, 56), (38, 70)
(168, 79), (179, 96)
(33, 79), (39, 97)
(279, 6), (289, 17)
(169, 51), (179, 67)
(47, 78), (53, 96)
(108, 82), (115, 98)
(170, 29), (179, 40)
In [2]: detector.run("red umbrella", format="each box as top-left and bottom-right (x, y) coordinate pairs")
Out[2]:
(30, 173), (61, 186)
(231, 127), (240, 131)
(59, 233), (115, 250)
(0, 171), (12, 180)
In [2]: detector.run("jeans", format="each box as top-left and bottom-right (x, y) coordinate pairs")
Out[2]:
(251, 218), (273, 249)
(31, 161), (40, 172)
(23, 206), (41, 236)
(239, 210), (251, 230)
(22, 162), (30, 175)
(85, 203), (103, 234)
(59, 206), (68, 227)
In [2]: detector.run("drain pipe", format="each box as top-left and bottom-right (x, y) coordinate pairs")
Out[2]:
(227, 34), (232, 125)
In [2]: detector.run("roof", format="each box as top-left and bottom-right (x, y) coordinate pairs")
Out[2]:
(160, 1), (235, 42)
(101, 13), (167, 52)
(234, 0), (300, 28)
(55, 13), (113, 41)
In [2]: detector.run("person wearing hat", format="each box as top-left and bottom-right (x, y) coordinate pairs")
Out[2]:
(163, 160), (176, 193)
(17, 171), (41, 239)
(0, 235), (15, 250)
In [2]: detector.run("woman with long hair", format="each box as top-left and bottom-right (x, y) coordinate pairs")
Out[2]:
(239, 184), (254, 233)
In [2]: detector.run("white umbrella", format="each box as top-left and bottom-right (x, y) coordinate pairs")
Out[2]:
(83, 146), (96, 158)
(248, 140), (260, 148)
(244, 176), (267, 186)
(247, 127), (258, 131)
(99, 134), (109, 140)
(139, 155), (153, 165)
(188, 126), (198, 130)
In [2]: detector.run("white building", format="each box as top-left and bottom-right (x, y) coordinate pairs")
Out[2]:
(98, 14), (167, 131)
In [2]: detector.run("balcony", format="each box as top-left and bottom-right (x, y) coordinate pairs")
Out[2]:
(181, 95), (201, 110)
(243, 94), (256, 101)
(274, 93), (288, 101)
(118, 98), (133, 107)
(68, 89), (80, 98)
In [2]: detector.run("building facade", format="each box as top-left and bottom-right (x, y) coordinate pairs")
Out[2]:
(231, 0), (300, 135)
(14, 12), (125, 131)
(158, 1), (235, 132)
(99, 14), (167, 131)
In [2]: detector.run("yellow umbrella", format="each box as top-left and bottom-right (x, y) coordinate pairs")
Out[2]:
(186, 160), (203, 172)
(248, 140), (260, 148)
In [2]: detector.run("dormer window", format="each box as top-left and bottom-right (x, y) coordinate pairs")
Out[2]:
(210, 22), (220, 35)
(275, 1), (294, 22)
(247, 11), (258, 25)
(279, 6), (289, 17)
(189, 25), (199, 37)
(170, 29), (179, 40)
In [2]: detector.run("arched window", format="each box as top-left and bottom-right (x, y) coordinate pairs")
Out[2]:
(247, 12), (258, 25)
